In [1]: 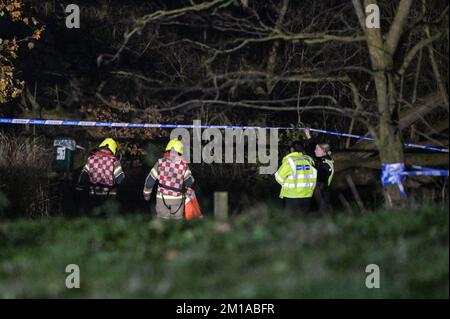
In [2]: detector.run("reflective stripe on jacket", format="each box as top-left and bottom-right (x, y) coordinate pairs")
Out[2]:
(274, 152), (317, 199)
(323, 158), (334, 186)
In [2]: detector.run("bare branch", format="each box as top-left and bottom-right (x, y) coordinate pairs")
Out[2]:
(157, 99), (380, 119)
(386, 0), (414, 55)
(113, 0), (234, 61)
(351, 0), (367, 31)
(397, 32), (442, 76)
(422, 1), (449, 107)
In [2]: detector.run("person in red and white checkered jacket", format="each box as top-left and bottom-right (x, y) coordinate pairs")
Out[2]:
(143, 139), (194, 219)
(76, 138), (125, 197)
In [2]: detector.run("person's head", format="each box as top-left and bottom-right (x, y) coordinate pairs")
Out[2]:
(98, 138), (118, 155)
(315, 143), (331, 157)
(165, 139), (184, 156)
(289, 141), (305, 154)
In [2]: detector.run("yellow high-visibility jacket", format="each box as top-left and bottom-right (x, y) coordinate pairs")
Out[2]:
(274, 152), (317, 199)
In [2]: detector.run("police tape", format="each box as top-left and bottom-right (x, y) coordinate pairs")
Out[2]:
(0, 117), (448, 153)
(381, 163), (449, 197)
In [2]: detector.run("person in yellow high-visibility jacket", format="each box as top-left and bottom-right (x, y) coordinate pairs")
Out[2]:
(274, 141), (317, 213)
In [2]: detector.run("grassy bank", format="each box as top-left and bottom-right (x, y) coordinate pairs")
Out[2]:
(0, 206), (448, 298)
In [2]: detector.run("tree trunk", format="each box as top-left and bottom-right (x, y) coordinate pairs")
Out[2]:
(353, 0), (413, 208)
(374, 71), (406, 207)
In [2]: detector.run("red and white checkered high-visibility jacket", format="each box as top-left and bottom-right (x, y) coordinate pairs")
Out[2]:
(78, 150), (125, 195)
(143, 152), (194, 199)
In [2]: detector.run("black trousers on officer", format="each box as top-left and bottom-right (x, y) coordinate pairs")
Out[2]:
(285, 198), (311, 214)
(313, 183), (332, 213)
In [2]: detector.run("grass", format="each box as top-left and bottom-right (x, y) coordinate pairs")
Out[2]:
(0, 206), (448, 298)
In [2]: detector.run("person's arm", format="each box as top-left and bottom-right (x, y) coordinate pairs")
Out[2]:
(183, 166), (195, 188)
(143, 162), (158, 201)
(113, 160), (125, 185)
(274, 159), (291, 186)
(76, 163), (90, 191)
(304, 128), (318, 157)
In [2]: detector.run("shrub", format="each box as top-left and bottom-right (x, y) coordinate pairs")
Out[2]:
(0, 132), (52, 217)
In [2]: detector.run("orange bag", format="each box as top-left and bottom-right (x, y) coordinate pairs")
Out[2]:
(184, 188), (202, 220)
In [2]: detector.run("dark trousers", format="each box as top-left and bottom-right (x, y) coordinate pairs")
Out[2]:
(314, 183), (332, 213)
(285, 198), (311, 214)
(78, 192), (114, 215)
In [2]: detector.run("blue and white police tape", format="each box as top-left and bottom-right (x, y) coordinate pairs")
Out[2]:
(0, 117), (448, 153)
(381, 163), (449, 197)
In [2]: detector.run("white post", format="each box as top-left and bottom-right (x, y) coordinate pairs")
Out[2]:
(214, 192), (228, 219)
